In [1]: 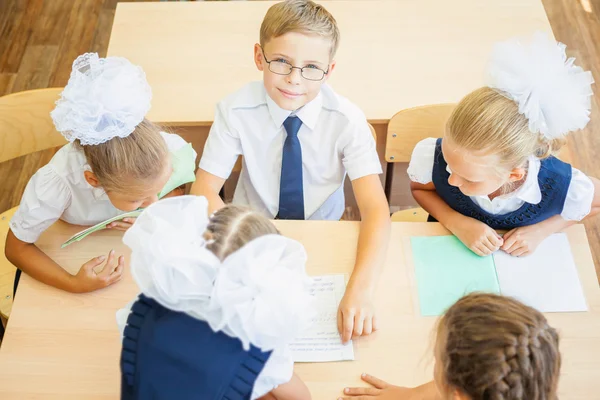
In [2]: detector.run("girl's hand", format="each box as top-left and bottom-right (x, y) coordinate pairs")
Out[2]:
(501, 224), (548, 257)
(449, 215), (503, 256)
(107, 217), (136, 231)
(339, 374), (416, 399)
(338, 287), (377, 344)
(72, 250), (124, 293)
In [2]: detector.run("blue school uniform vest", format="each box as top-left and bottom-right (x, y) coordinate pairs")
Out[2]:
(431, 138), (572, 229)
(120, 294), (272, 400)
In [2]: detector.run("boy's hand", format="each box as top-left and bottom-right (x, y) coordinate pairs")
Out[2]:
(72, 250), (124, 293)
(449, 215), (503, 256)
(501, 224), (548, 257)
(339, 374), (415, 399)
(107, 217), (136, 231)
(338, 286), (377, 344)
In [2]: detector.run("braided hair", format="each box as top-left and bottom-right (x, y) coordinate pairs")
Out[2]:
(204, 205), (280, 261)
(437, 293), (561, 400)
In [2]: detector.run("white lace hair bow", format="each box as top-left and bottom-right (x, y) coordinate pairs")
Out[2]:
(486, 32), (594, 140)
(50, 53), (152, 145)
(123, 196), (315, 351)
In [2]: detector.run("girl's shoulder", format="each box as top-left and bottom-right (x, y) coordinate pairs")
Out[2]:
(46, 143), (90, 182)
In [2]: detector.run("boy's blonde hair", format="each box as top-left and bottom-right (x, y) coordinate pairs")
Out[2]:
(205, 205), (280, 261)
(77, 118), (169, 194)
(438, 293), (561, 400)
(260, 0), (340, 59)
(446, 87), (566, 173)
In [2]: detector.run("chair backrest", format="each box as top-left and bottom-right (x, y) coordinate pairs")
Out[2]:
(385, 104), (455, 163)
(0, 88), (67, 164)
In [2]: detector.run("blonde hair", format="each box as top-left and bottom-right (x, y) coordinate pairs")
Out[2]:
(260, 0), (340, 59)
(438, 293), (561, 400)
(76, 118), (169, 194)
(205, 205), (280, 261)
(446, 87), (566, 172)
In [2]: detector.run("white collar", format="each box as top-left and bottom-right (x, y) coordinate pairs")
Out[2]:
(265, 90), (323, 131)
(470, 156), (542, 204)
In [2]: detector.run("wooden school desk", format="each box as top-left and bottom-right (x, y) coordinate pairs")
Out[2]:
(0, 221), (598, 399)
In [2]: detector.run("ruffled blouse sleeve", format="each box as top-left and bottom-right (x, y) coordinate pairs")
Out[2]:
(9, 165), (71, 243)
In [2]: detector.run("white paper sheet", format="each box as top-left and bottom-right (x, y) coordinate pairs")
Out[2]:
(290, 274), (355, 362)
(493, 233), (587, 312)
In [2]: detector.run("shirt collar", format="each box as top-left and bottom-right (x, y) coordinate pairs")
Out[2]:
(265, 90), (323, 131)
(508, 156), (542, 204)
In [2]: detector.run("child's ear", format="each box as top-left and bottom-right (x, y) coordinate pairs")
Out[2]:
(508, 167), (527, 183)
(254, 43), (265, 72)
(84, 170), (101, 188)
(324, 60), (336, 81)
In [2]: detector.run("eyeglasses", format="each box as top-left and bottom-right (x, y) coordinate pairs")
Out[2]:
(260, 47), (329, 81)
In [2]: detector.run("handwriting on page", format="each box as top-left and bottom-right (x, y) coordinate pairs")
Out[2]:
(290, 275), (354, 363)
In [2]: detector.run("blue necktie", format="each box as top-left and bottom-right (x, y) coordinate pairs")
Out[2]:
(278, 116), (304, 219)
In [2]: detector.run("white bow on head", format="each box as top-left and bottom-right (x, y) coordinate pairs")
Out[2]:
(123, 196), (315, 351)
(486, 32), (594, 140)
(51, 53), (152, 145)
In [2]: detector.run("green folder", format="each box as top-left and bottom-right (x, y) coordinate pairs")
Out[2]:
(411, 236), (500, 316)
(61, 144), (197, 248)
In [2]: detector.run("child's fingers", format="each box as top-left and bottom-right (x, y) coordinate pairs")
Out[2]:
(481, 237), (498, 253)
(343, 386), (381, 396)
(469, 245), (484, 257)
(342, 310), (355, 344)
(98, 250), (116, 277)
(501, 229), (517, 250)
(107, 221), (132, 231)
(502, 235), (520, 253)
(510, 246), (529, 257)
(472, 244), (489, 257)
(360, 373), (389, 389)
(353, 313), (365, 337)
(362, 316), (373, 336)
(82, 255), (107, 273)
(488, 231), (503, 247)
(372, 315), (379, 332)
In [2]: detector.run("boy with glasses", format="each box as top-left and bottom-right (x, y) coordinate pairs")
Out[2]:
(192, 0), (390, 344)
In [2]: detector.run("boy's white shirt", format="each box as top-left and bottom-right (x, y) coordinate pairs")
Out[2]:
(199, 81), (382, 220)
(407, 137), (594, 221)
(10, 132), (195, 243)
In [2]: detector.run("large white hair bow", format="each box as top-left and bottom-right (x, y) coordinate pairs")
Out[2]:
(487, 32), (594, 139)
(51, 53), (152, 145)
(123, 196), (314, 351)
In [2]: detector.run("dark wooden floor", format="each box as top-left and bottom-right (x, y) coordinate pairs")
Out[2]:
(1, 0), (599, 280)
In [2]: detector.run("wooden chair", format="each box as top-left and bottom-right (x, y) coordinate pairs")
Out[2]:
(385, 104), (456, 222)
(0, 88), (66, 327)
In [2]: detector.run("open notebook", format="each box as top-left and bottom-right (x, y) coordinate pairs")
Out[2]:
(410, 233), (587, 315)
(61, 144), (196, 248)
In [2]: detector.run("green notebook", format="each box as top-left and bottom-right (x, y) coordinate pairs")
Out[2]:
(61, 144), (197, 248)
(411, 236), (500, 316)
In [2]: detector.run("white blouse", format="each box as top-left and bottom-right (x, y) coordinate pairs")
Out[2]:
(115, 301), (293, 400)
(10, 132), (194, 243)
(407, 138), (594, 221)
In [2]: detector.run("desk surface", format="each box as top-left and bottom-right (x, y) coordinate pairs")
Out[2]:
(106, 0), (552, 125)
(0, 222), (598, 399)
